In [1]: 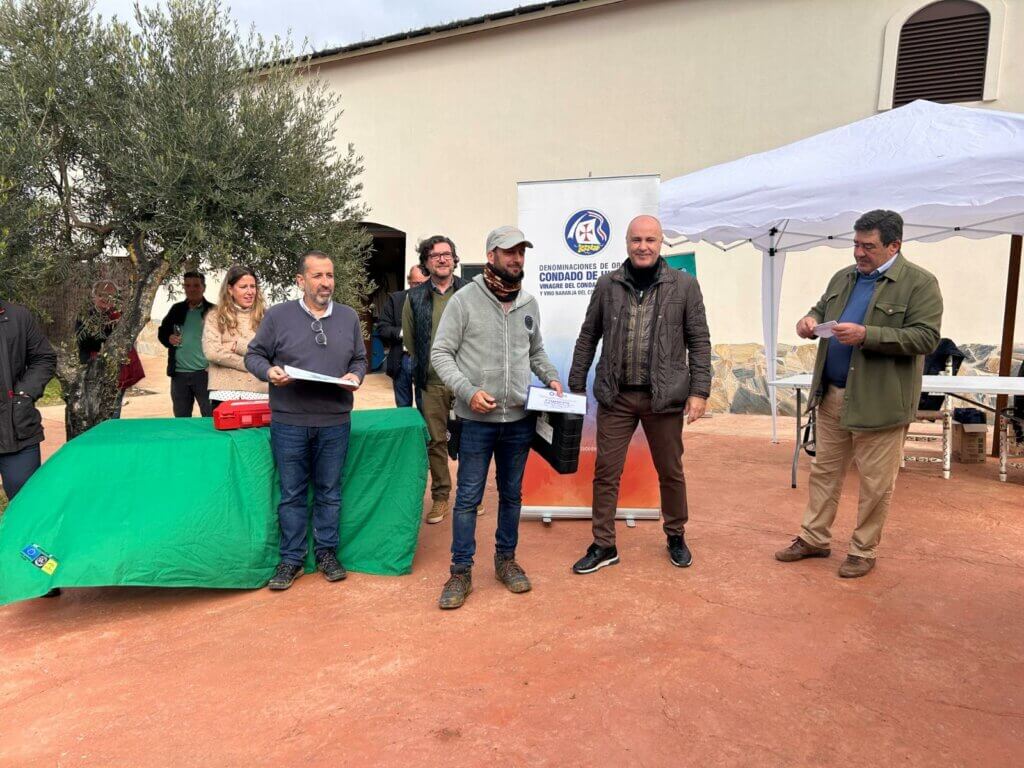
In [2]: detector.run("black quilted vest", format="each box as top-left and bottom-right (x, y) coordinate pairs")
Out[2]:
(407, 275), (467, 388)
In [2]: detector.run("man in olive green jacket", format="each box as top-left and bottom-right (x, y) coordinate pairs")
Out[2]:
(776, 210), (943, 578)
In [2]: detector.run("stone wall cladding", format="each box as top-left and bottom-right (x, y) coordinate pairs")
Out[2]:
(709, 342), (1024, 418)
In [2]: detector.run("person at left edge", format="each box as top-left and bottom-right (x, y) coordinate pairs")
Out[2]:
(0, 299), (58, 597)
(245, 251), (367, 591)
(0, 300), (56, 502)
(158, 271), (215, 417)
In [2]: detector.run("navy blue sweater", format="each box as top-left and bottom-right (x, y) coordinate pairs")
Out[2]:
(245, 300), (367, 426)
(823, 271), (883, 388)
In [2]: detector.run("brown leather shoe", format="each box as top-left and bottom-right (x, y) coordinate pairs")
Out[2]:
(775, 537), (831, 562)
(838, 555), (876, 578)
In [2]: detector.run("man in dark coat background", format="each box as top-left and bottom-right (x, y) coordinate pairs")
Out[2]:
(377, 263), (428, 409)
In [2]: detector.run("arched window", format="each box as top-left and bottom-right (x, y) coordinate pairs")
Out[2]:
(878, 0), (1005, 110)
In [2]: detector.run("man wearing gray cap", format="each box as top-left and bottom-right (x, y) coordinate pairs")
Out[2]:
(430, 225), (563, 609)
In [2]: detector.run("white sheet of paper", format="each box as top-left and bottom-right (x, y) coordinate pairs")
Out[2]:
(814, 320), (839, 338)
(525, 386), (587, 415)
(284, 365), (351, 386)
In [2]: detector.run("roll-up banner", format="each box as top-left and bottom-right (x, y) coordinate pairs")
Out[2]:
(518, 175), (661, 522)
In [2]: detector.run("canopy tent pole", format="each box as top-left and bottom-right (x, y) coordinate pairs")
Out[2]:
(763, 227), (785, 443)
(992, 234), (1023, 457)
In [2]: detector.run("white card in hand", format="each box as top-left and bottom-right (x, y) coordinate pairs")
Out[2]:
(525, 386), (586, 415)
(814, 320), (839, 338)
(284, 365), (349, 386)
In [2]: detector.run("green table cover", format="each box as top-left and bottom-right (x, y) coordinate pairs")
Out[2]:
(0, 408), (428, 605)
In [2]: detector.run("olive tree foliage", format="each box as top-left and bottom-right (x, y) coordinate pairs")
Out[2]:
(0, 0), (371, 437)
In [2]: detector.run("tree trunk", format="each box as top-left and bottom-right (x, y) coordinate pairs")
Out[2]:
(61, 244), (170, 440)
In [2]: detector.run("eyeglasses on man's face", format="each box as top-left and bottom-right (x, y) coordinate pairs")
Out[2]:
(311, 319), (327, 346)
(429, 251), (453, 262)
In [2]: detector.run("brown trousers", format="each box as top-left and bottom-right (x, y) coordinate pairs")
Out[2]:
(420, 383), (453, 501)
(800, 386), (906, 558)
(592, 390), (688, 547)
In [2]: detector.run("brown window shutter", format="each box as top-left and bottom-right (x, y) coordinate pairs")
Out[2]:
(893, 1), (989, 108)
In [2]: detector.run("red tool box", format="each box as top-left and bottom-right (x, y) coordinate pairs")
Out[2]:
(213, 400), (272, 430)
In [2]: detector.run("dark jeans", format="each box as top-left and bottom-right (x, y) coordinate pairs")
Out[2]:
(270, 421), (351, 566)
(0, 444), (42, 500)
(171, 370), (212, 417)
(450, 415), (535, 571)
(111, 389), (126, 419)
(393, 356), (413, 411)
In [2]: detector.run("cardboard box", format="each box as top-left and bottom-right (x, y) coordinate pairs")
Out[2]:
(952, 422), (987, 464)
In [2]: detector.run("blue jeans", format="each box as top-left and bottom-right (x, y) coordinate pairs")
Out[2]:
(393, 354), (422, 410)
(0, 444), (42, 500)
(393, 356), (413, 411)
(270, 421), (351, 566)
(450, 415), (535, 571)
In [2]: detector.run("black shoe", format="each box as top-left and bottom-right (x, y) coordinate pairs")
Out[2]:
(572, 543), (619, 574)
(267, 562), (303, 590)
(316, 549), (347, 582)
(667, 534), (692, 568)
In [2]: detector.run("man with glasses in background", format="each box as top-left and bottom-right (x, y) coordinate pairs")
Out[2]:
(246, 251), (367, 591)
(402, 235), (477, 525)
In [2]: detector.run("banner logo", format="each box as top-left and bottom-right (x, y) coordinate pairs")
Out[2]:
(564, 210), (610, 256)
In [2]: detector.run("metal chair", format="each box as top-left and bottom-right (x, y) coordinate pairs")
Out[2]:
(998, 360), (1024, 482)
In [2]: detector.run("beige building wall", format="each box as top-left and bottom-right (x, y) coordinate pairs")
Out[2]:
(297, 0), (1023, 348)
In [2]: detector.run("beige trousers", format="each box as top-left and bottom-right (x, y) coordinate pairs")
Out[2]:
(800, 386), (906, 559)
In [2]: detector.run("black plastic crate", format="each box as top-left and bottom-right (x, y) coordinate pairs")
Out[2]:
(531, 411), (583, 474)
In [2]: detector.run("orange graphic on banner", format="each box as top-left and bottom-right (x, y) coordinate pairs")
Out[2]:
(522, 421), (661, 509)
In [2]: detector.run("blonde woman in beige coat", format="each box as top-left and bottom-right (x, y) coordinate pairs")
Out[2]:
(203, 265), (269, 409)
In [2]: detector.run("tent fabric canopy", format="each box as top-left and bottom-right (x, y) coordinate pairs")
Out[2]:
(659, 100), (1024, 252)
(657, 100), (1024, 439)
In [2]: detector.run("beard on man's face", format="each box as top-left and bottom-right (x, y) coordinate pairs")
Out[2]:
(490, 263), (524, 283)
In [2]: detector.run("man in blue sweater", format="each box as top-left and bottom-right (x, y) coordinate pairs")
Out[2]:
(246, 251), (367, 590)
(776, 210), (942, 578)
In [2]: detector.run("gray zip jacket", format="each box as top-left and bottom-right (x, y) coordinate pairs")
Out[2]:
(431, 275), (559, 423)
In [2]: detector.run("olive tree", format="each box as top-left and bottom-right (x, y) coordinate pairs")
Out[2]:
(0, 0), (372, 437)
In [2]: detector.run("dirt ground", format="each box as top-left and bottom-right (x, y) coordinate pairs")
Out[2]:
(1, 356), (1022, 767)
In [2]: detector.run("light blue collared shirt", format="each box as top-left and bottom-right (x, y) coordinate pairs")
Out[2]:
(870, 252), (899, 277)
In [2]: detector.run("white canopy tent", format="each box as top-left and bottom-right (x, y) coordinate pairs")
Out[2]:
(658, 100), (1024, 440)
